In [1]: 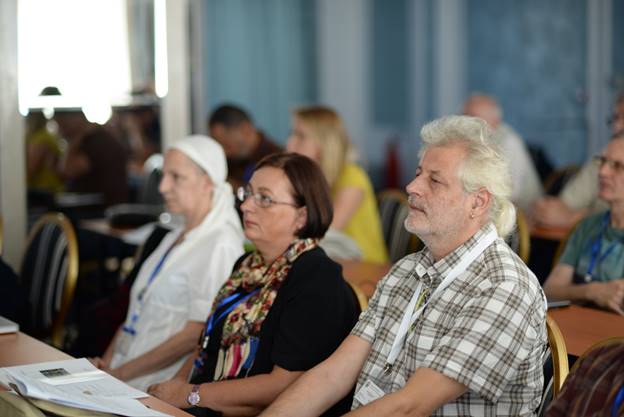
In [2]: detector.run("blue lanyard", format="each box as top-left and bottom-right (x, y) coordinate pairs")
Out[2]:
(193, 288), (259, 369)
(585, 212), (619, 281)
(613, 384), (624, 417)
(123, 240), (177, 335)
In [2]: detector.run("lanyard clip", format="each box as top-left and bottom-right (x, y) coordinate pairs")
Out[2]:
(201, 335), (210, 350)
(382, 363), (393, 375)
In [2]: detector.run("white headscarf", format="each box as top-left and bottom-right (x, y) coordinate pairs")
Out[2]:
(168, 135), (242, 236)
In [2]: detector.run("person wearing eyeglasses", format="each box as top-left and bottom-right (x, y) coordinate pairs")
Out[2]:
(532, 93), (624, 229)
(544, 134), (624, 315)
(147, 152), (358, 416)
(91, 136), (245, 390)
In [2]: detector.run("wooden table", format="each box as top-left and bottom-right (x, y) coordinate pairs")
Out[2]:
(0, 332), (191, 416)
(81, 218), (138, 240)
(548, 304), (624, 356)
(338, 259), (391, 298)
(530, 224), (570, 241)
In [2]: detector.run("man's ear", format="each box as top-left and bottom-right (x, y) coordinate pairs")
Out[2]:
(471, 187), (491, 217)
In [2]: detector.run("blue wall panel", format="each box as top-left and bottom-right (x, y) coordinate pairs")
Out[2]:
(202, 0), (317, 144)
(467, 0), (587, 167)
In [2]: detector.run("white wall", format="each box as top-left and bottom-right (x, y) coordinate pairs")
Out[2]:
(0, 0), (26, 268)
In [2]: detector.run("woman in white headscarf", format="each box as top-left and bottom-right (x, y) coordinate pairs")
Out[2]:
(92, 135), (244, 391)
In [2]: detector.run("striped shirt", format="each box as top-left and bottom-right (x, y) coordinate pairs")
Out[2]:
(351, 223), (548, 416)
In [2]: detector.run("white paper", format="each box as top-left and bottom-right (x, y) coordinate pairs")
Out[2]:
(1, 358), (170, 417)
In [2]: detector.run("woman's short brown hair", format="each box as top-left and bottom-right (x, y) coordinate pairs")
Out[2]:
(255, 152), (333, 239)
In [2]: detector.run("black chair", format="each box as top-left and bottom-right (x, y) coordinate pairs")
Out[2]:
(543, 164), (580, 196)
(0, 214), (3, 256)
(378, 189), (422, 263)
(19, 212), (79, 348)
(138, 165), (164, 205)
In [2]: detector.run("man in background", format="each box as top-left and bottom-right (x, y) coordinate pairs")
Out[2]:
(463, 93), (543, 212)
(532, 93), (624, 229)
(55, 108), (128, 206)
(208, 104), (281, 189)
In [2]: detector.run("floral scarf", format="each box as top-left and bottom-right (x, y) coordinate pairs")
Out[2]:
(205, 238), (318, 381)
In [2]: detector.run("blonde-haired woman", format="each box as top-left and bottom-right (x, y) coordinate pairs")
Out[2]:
(287, 105), (388, 264)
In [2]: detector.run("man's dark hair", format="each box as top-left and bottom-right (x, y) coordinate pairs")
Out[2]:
(255, 152), (333, 239)
(208, 104), (252, 128)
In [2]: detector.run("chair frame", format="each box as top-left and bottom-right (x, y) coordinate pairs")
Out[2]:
(22, 212), (79, 348)
(546, 314), (569, 396)
(569, 336), (624, 375)
(515, 209), (531, 263)
(0, 214), (3, 256)
(377, 189), (422, 259)
(346, 280), (368, 311)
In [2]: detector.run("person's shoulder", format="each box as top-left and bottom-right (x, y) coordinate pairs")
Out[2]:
(256, 131), (282, 155)
(479, 240), (541, 292)
(569, 211), (606, 237)
(291, 247), (340, 274)
(195, 222), (244, 253)
(337, 162), (372, 187)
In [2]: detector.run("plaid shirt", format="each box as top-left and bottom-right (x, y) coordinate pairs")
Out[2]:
(351, 223), (548, 416)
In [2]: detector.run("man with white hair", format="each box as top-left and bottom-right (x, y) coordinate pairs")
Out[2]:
(463, 93), (543, 211)
(260, 116), (547, 417)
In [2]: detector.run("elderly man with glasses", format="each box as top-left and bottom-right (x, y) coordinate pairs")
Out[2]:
(544, 133), (624, 315)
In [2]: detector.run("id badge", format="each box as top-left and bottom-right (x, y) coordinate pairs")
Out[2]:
(354, 378), (386, 406)
(115, 331), (133, 356)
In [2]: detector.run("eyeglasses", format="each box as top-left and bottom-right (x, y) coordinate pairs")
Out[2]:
(593, 155), (624, 173)
(236, 185), (299, 209)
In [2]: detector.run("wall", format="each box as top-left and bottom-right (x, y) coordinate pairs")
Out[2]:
(202, 0), (317, 143)
(199, 0), (621, 187)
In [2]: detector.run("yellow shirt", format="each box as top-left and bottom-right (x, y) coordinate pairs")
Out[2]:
(333, 163), (388, 264)
(27, 128), (64, 192)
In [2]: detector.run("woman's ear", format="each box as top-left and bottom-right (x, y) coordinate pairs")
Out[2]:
(295, 206), (308, 231)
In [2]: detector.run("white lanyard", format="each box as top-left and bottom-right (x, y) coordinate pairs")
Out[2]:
(384, 228), (498, 372)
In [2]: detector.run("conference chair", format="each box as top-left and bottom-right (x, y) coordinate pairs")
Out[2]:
(506, 209), (531, 263)
(543, 164), (580, 196)
(19, 212), (79, 348)
(537, 315), (569, 417)
(378, 189), (422, 262)
(544, 336), (624, 417)
(0, 214), (3, 256)
(346, 280), (368, 313)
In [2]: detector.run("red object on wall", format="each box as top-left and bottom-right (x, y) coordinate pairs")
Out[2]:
(385, 140), (401, 189)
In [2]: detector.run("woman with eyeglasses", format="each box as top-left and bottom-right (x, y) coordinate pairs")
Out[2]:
(543, 134), (624, 315)
(148, 152), (358, 416)
(91, 136), (244, 390)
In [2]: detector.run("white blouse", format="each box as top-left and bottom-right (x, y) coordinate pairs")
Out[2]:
(110, 212), (244, 391)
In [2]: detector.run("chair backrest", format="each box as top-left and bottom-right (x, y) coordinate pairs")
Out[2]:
(506, 209), (531, 263)
(378, 189), (422, 262)
(0, 214), (3, 256)
(543, 164), (580, 196)
(538, 315), (570, 417)
(544, 337), (624, 417)
(139, 166), (164, 205)
(19, 212), (79, 348)
(346, 280), (368, 314)
(551, 219), (583, 268)
(546, 315), (569, 395)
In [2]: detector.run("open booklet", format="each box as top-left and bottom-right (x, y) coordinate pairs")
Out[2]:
(0, 358), (169, 417)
